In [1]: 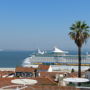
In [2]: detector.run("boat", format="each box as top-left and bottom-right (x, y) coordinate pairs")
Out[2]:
(22, 47), (90, 67)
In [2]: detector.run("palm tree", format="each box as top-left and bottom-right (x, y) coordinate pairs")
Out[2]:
(69, 21), (90, 77)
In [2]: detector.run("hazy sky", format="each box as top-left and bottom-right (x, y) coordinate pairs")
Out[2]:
(0, 0), (90, 51)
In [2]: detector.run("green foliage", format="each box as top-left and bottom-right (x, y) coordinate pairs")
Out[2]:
(69, 21), (90, 47)
(71, 68), (75, 73)
(67, 82), (75, 86)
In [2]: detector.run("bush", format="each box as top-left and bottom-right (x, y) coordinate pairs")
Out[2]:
(71, 68), (75, 73)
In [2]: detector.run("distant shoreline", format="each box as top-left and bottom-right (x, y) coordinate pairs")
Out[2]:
(0, 68), (15, 71)
(0, 65), (90, 72)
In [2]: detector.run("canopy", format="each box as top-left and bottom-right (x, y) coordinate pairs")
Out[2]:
(52, 47), (65, 53)
(63, 78), (89, 83)
(11, 79), (37, 85)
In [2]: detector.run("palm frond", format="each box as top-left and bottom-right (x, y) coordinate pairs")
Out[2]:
(69, 21), (90, 47)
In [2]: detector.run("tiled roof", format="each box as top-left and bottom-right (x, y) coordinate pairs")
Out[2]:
(0, 78), (14, 88)
(0, 68), (86, 90)
(0, 77), (81, 90)
(32, 77), (56, 85)
(25, 86), (80, 90)
(38, 65), (50, 71)
(40, 72), (69, 81)
(0, 77), (56, 88)
(33, 86), (80, 90)
(68, 72), (85, 78)
(15, 67), (36, 72)
(0, 71), (14, 77)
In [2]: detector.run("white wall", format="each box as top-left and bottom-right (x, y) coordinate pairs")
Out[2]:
(48, 66), (53, 72)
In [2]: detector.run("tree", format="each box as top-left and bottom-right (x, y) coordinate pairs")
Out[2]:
(69, 21), (90, 77)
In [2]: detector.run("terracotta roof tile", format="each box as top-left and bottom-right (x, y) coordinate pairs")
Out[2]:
(40, 72), (68, 81)
(26, 86), (80, 90)
(15, 67), (36, 72)
(38, 65), (50, 71)
(68, 72), (85, 78)
(0, 71), (14, 77)
(0, 77), (82, 90)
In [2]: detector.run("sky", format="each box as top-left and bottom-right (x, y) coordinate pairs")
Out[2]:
(0, 0), (90, 51)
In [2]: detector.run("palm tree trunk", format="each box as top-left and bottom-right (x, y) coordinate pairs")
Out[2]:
(78, 47), (81, 77)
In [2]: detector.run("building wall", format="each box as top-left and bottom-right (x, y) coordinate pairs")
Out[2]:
(85, 71), (90, 80)
(48, 66), (53, 72)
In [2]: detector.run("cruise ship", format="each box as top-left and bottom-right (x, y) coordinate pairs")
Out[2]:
(22, 47), (90, 67)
